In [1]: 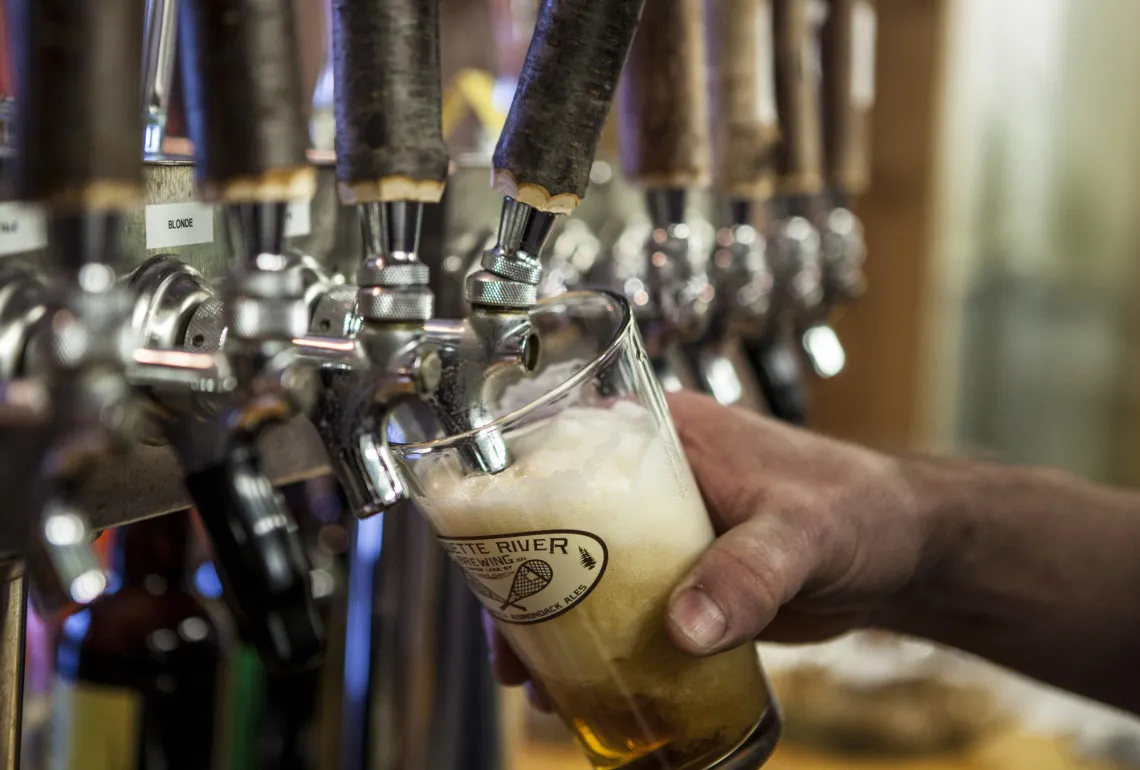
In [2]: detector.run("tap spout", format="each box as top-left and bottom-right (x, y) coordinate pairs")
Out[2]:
(422, 309), (539, 475)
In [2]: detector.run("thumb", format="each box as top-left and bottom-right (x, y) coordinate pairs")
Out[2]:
(666, 508), (826, 656)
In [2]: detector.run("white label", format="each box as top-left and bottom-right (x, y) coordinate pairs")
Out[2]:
(852, 0), (878, 108)
(756, 0), (779, 127)
(285, 200), (312, 238)
(439, 529), (608, 625)
(0, 202), (48, 256)
(145, 201), (214, 250)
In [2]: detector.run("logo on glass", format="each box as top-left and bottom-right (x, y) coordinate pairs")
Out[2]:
(438, 530), (608, 624)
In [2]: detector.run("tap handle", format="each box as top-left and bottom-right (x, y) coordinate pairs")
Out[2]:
(772, 0), (823, 197)
(705, 0), (780, 201)
(820, 0), (876, 197)
(492, 0), (645, 214)
(743, 333), (807, 425)
(178, 0), (314, 203)
(185, 439), (324, 672)
(11, 0), (145, 213)
(332, 0), (448, 206)
(617, 0), (710, 191)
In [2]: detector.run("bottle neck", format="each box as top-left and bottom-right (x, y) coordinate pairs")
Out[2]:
(110, 510), (195, 589)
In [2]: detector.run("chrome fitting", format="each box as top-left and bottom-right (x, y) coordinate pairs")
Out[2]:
(465, 198), (555, 310)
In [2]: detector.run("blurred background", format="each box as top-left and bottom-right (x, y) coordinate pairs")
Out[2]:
(819, 0), (1140, 488)
(12, 0), (1140, 768)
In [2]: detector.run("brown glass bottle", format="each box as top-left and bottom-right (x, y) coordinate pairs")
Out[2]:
(48, 510), (222, 770)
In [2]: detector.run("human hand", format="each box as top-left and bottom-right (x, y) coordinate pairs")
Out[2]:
(484, 390), (936, 709)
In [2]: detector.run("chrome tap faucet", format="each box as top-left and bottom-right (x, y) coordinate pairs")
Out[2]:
(0, 5), (147, 766)
(604, 0), (717, 391)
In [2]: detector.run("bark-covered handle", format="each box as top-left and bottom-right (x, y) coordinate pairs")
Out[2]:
(179, 0), (315, 203)
(705, 0), (780, 200)
(493, 0), (645, 214)
(333, 0), (448, 205)
(821, 0), (876, 195)
(617, 0), (710, 190)
(772, 0), (823, 196)
(11, 0), (145, 212)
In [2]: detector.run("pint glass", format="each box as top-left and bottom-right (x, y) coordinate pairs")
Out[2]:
(392, 292), (781, 769)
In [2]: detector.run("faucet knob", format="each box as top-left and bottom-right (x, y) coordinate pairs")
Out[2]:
(465, 198), (554, 310)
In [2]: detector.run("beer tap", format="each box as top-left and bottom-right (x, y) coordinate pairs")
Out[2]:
(7, 0), (147, 615)
(149, 0), (325, 671)
(735, 0), (827, 424)
(0, 4), (145, 765)
(694, 0), (782, 408)
(449, 0), (644, 462)
(815, 0), (875, 360)
(313, 0), (646, 504)
(310, 1), (642, 764)
(599, 0), (714, 390)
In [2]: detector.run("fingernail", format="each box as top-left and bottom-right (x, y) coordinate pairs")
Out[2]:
(670, 588), (727, 652)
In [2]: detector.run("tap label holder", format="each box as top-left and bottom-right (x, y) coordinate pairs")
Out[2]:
(145, 201), (215, 249)
(0, 202), (48, 256)
(284, 200), (311, 238)
(438, 529), (609, 625)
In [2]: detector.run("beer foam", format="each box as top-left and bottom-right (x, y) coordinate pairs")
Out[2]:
(419, 401), (714, 555)
(415, 402), (770, 764)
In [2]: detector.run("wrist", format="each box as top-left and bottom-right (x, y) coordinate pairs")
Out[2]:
(875, 454), (980, 630)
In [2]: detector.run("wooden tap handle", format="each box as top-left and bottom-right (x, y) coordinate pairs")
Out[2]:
(333, 0), (448, 205)
(705, 0), (780, 200)
(821, 0), (876, 195)
(12, 0), (145, 212)
(772, 0), (823, 196)
(492, 0), (645, 214)
(179, 0), (315, 203)
(617, 0), (710, 191)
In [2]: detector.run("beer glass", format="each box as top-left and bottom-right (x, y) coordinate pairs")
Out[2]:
(392, 292), (781, 769)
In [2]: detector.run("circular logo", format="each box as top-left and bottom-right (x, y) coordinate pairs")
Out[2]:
(438, 529), (609, 624)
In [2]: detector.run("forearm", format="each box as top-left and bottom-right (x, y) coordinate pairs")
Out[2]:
(885, 457), (1140, 713)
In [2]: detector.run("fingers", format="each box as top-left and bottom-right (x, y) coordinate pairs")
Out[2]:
(481, 610), (556, 713)
(757, 606), (870, 645)
(524, 680), (554, 713)
(482, 610), (529, 686)
(667, 506), (828, 656)
(664, 390), (800, 530)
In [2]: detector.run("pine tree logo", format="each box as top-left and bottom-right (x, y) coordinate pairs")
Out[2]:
(579, 547), (597, 571)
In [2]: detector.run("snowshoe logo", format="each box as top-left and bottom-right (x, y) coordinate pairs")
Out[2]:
(438, 530), (609, 625)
